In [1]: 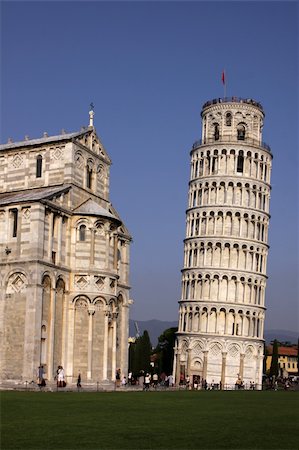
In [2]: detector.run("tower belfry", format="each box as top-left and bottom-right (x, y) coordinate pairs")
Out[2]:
(174, 97), (272, 389)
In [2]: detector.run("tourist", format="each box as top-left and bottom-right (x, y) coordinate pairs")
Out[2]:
(153, 373), (159, 388)
(186, 375), (190, 390)
(115, 368), (121, 387)
(57, 365), (65, 387)
(144, 373), (151, 391)
(37, 365), (46, 388)
(77, 371), (81, 389)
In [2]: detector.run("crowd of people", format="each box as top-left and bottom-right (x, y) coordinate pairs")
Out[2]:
(116, 370), (174, 389)
(34, 366), (299, 391)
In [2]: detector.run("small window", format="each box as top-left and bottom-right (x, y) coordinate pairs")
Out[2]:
(11, 208), (18, 237)
(237, 124), (246, 140)
(52, 251), (56, 264)
(36, 155), (43, 178)
(214, 123), (220, 141)
(226, 113), (232, 126)
(79, 225), (86, 241)
(237, 152), (244, 173)
(86, 165), (93, 189)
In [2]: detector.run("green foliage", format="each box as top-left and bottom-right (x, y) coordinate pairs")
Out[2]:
(269, 339), (279, 378)
(129, 330), (152, 375)
(154, 327), (178, 375)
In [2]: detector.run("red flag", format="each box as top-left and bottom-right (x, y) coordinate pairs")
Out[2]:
(221, 70), (225, 85)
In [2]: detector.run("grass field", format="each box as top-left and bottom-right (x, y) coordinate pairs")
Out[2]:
(1, 390), (298, 450)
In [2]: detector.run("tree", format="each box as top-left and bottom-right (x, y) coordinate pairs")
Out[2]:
(129, 330), (152, 376)
(139, 330), (152, 373)
(269, 339), (279, 378)
(154, 327), (178, 375)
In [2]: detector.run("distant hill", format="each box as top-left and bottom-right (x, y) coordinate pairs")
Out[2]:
(264, 329), (298, 344)
(129, 319), (298, 347)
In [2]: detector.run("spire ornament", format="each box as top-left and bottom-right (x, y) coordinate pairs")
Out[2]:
(89, 102), (95, 127)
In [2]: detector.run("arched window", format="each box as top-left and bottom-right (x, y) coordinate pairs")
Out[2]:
(86, 166), (93, 189)
(214, 123), (220, 141)
(79, 224), (86, 241)
(237, 151), (244, 173)
(36, 155), (43, 178)
(237, 124), (246, 140)
(226, 112), (232, 126)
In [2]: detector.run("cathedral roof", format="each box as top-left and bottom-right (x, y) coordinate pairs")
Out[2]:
(0, 130), (87, 151)
(0, 185), (71, 206)
(73, 198), (121, 223)
(0, 126), (111, 164)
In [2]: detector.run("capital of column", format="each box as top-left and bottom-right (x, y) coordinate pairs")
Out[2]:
(88, 306), (96, 316)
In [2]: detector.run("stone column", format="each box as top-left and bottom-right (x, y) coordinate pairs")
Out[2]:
(221, 352), (227, 389)
(172, 348), (177, 380)
(175, 350), (181, 385)
(87, 306), (95, 380)
(65, 303), (75, 378)
(114, 235), (118, 270)
(47, 287), (56, 380)
(102, 311), (109, 380)
(57, 215), (63, 264)
(239, 353), (245, 381)
(47, 212), (54, 261)
(111, 313), (118, 380)
(22, 283), (43, 381)
(90, 228), (95, 266)
(202, 351), (208, 381)
(186, 348), (191, 376)
(105, 231), (110, 270)
(120, 303), (129, 377)
(256, 355), (264, 390)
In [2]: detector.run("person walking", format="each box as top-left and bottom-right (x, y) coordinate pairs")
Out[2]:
(57, 366), (65, 387)
(144, 373), (151, 391)
(37, 365), (46, 388)
(77, 371), (81, 389)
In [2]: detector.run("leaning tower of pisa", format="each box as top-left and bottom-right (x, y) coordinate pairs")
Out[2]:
(173, 97), (272, 389)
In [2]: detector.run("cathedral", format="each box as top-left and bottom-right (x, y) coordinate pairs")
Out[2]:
(0, 110), (132, 385)
(174, 97), (272, 389)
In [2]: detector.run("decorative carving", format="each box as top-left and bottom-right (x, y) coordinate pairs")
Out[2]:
(245, 346), (254, 359)
(75, 152), (84, 168)
(51, 147), (63, 160)
(75, 298), (88, 309)
(192, 342), (203, 356)
(210, 342), (222, 357)
(12, 154), (23, 168)
(97, 164), (105, 179)
(22, 208), (31, 221)
(7, 272), (27, 293)
(228, 344), (240, 358)
(94, 276), (105, 291)
(74, 275), (89, 289)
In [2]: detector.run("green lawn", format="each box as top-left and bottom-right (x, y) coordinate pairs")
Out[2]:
(1, 390), (298, 449)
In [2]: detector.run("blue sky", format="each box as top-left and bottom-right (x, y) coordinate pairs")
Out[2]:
(1, 1), (298, 331)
